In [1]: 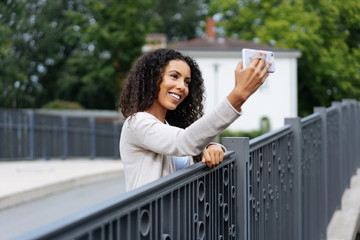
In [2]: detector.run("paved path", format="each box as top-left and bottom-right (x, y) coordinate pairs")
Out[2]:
(0, 159), (126, 240)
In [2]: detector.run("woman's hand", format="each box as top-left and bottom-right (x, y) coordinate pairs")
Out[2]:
(202, 144), (225, 168)
(227, 52), (271, 111)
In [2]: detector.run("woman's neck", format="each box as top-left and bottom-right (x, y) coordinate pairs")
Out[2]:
(145, 105), (167, 123)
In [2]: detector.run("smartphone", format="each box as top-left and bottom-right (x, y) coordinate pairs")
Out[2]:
(242, 48), (275, 73)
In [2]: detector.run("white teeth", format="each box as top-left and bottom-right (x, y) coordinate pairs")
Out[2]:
(170, 93), (180, 100)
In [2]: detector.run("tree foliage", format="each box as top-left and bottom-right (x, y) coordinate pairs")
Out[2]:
(60, 0), (150, 109)
(210, 0), (360, 115)
(1, 0), (213, 109)
(41, 99), (85, 109)
(0, 0), (150, 109)
(1, 1), (38, 108)
(1, 0), (84, 108)
(143, 0), (211, 41)
(4, 0), (357, 113)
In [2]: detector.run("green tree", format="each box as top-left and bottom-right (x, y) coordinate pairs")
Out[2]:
(61, 0), (150, 109)
(0, 0), (87, 108)
(210, 0), (360, 115)
(0, 1), (39, 108)
(1, 0), (150, 109)
(143, 0), (211, 41)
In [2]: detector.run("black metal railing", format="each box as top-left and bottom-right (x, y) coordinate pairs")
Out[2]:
(16, 99), (360, 240)
(0, 109), (121, 160)
(20, 152), (240, 240)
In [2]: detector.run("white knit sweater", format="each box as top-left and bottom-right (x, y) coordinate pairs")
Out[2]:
(119, 98), (241, 191)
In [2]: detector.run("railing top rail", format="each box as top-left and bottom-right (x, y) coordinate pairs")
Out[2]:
(301, 112), (321, 126)
(250, 124), (292, 149)
(326, 105), (338, 114)
(0, 108), (122, 119)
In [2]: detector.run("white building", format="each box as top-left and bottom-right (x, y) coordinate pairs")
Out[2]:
(170, 28), (301, 132)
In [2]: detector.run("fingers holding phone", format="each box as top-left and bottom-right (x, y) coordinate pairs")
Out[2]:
(227, 49), (275, 111)
(242, 48), (275, 73)
(241, 49), (274, 89)
(249, 51), (269, 73)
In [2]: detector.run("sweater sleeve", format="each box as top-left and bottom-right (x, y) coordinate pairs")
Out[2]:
(125, 98), (241, 156)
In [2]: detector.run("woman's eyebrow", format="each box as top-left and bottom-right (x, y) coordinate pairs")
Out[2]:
(168, 70), (181, 75)
(168, 70), (191, 79)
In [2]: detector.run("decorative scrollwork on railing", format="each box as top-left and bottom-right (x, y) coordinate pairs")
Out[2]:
(248, 128), (295, 240)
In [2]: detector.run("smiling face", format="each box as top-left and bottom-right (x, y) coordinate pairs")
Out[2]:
(146, 60), (191, 123)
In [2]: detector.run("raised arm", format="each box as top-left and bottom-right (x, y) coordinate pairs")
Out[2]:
(202, 52), (271, 168)
(227, 52), (270, 111)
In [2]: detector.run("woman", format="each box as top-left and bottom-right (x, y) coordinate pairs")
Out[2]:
(119, 48), (270, 191)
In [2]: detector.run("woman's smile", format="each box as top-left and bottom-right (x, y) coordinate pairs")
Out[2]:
(169, 92), (181, 101)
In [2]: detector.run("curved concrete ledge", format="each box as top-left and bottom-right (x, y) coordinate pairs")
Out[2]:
(327, 169), (360, 240)
(0, 159), (124, 211)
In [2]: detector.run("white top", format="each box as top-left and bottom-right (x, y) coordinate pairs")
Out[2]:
(119, 98), (242, 191)
(173, 156), (191, 171)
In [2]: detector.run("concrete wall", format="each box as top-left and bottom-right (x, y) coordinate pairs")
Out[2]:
(327, 169), (360, 240)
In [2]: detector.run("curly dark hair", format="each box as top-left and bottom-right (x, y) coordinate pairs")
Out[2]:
(119, 48), (205, 129)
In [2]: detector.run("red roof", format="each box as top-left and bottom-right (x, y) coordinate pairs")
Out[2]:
(170, 37), (289, 52)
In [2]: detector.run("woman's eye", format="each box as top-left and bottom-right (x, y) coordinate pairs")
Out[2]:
(170, 74), (178, 79)
(185, 80), (191, 85)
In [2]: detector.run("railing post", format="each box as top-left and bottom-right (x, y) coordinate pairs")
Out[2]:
(90, 117), (96, 159)
(343, 99), (358, 176)
(113, 121), (120, 159)
(284, 117), (302, 240)
(62, 116), (68, 159)
(28, 110), (35, 160)
(314, 107), (329, 233)
(357, 102), (360, 167)
(222, 137), (250, 240)
(331, 101), (345, 191)
(341, 100), (351, 186)
(0, 110), (3, 159)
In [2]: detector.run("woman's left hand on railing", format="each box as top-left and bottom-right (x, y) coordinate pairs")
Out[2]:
(202, 144), (225, 168)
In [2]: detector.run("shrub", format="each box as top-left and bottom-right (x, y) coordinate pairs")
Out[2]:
(41, 100), (85, 110)
(219, 129), (268, 143)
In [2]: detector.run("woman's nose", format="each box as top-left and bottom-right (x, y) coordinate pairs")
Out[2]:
(176, 79), (186, 90)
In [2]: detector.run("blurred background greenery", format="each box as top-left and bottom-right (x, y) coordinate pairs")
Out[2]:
(1, 0), (360, 118)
